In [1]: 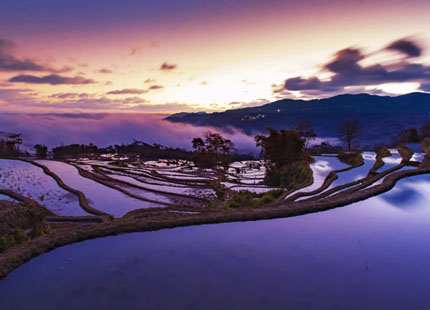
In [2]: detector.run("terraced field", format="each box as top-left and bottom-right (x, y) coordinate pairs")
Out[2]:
(0, 147), (426, 219)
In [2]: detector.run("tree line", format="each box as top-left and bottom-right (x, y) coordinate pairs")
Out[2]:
(0, 133), (22, 158)
(397, 123), (430, 144)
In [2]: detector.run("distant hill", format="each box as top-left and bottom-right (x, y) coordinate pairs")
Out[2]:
(166, 93), (430, 147)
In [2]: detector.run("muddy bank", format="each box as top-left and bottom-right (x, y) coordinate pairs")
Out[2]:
(0, 167), (428, 279)
(0, 200), (52, 253)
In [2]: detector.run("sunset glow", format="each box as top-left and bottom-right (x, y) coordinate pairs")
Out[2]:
(2, 2), (430, 306)
(1, 0), (429, 113)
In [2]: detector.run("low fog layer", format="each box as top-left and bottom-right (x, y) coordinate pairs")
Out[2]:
(0, 113), (260, 153)
(0, 113), (339, 154)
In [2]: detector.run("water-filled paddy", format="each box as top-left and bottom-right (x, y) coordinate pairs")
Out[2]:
(1, 174), (429, 309)
(106, 174), (216, 198)
(329, 152), (375, 186)
(36, 160), (167, 217)
(288, 156), (348, 200)
(0, 159), (88, 216)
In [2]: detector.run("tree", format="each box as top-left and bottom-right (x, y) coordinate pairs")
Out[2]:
(191, 132), (236, 170)
(256, 128), (305, 168)
(0, 133), (22, 158)
(294, 119), (317, 148)
(338, 121), (362, 150)
(191, 137), (204, 152)
(34, 144), (48, 159)
(255, 128), (313, 188)
(398, 127), (420, 144)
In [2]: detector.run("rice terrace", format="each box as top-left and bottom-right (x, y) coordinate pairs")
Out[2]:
(1, 0), (430, 309)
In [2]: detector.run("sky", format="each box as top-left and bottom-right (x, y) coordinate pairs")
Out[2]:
(0, 0), (430, 113)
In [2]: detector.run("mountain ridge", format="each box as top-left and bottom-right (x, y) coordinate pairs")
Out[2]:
(166, 92), (430, 147)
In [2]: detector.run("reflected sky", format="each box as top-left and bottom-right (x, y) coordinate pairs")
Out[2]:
(0, 174), (429, 309)
(381, 177), (430, 211)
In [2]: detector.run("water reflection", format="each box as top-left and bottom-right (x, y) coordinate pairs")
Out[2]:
(381, 178), (430, 211)
(0, 175), (429, 310)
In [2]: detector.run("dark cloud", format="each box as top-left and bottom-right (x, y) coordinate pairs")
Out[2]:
(0, 37), (73, 73)
(281, 37), (430, 96)
(129, 46), (141, 56)
(107, 88), (147, 95)
(0, 87), (194, 113)
(45, 113), (107, 120)
(0, 38), (47, 72)
(386, 38), (422, 58)
(285, 77), (336, 91)
(49, 92), (90, 99)
(144, 78), (156, 83)
(121, 97), (148, 104)
(97, 68), (113, 74)
(148, 85), (164, 90)
(160, 62), (177, 71)
(9, 74), (95, 85)
(0, 38), (15, 50)
(107, 85), (164, 95)
(323, 48), (363, 74)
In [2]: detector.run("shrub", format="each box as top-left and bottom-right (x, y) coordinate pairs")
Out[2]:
(225, 188), (284, 209)
(264, 160), (312, 190)
(14, 228), (29, 244)
(0, 235), (16, 253)
(208, 181), (225, 200)
(92, 165), (103, 173)
(226, 191), (257, 209)
(0, 201), (50, 252)
(109, 160), (127, 167)
(256, 128), (314, 188)
(338, 150), (364, 166)
(255, 189), (284, 205)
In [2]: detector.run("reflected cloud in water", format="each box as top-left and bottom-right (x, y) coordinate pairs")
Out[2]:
(381, 178), (430, 212)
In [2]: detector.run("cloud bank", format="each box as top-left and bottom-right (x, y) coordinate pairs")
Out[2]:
(0, 113), (259, 154)
(9, 74), (95, 85)
(280, 37), (430, 96)
(107, 88), (147, 95)
(0, 37), (72, 73)
(159, 62), (177, 71)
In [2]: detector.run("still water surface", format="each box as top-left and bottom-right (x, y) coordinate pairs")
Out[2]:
(1, 174), (429, 309)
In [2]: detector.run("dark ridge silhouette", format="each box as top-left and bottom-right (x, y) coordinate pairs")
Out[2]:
(166, 92), (430, 147)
